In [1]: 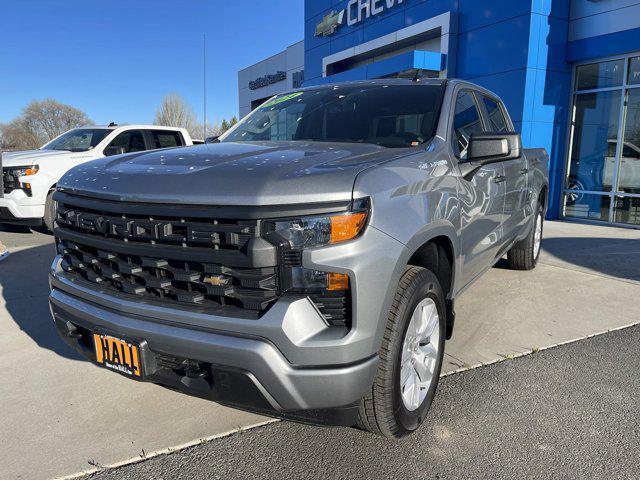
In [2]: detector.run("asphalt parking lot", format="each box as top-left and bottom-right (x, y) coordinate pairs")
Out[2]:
(85, 324), (640, 480)
(1, 220), (639, 479)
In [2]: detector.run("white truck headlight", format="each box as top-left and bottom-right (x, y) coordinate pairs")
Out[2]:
(10, 165), (39, 177)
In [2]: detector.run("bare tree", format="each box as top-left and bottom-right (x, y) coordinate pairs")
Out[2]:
(192, 116), (238, 140)
(0, 99), (91, 150)
(154, 94), (198, 138)
(192, 119), (220, 140)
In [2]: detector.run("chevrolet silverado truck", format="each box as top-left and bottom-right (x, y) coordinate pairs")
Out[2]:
(49, 79), (548, 438)
(0, 124), (193, 230)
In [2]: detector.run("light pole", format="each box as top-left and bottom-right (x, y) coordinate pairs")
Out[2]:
(203, 33), (207, 140)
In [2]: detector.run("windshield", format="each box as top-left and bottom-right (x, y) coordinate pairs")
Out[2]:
(222, 84), (445, 148)
(42, 128), (111, 152)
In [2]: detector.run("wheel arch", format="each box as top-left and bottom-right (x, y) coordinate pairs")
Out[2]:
(399, 222), (459, 340)
(538, 184), (548, 213)
(407, 235), (455, 301)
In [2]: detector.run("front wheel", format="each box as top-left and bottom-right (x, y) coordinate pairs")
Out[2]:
(43, 190), (56, 233)
(507, 202), (544, 270)
(357, 266), (446, 438)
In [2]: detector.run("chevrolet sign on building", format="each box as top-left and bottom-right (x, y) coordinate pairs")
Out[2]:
(316, 0), (405, 36)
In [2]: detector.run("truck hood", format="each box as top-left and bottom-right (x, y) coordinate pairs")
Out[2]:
(58, 141), (408, 206)
(1, 149), (94, 167)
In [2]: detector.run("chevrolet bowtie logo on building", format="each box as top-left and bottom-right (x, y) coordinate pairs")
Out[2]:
(315, 0), (405, 37)
(315, 10), (345, 37)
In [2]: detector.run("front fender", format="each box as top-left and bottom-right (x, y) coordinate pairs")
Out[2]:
(367, 220), (459, 351)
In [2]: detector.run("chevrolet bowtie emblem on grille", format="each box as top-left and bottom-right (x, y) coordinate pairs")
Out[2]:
(202, 274), (232, 287)
(315, 10), (345, 37)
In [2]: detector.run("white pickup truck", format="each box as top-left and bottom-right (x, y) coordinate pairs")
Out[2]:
(0, 124), (193, 230)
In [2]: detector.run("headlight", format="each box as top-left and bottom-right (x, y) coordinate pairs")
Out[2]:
(270, 198), (369, 249)
(8, 165), (39, 177)
(269, 198), (369, 329)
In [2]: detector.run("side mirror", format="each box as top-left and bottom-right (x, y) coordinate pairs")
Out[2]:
(468, 133), (521, 162)
(460, 133), (522, 180)
(205, 135), (220, 144)
(104, 146), (126, 157)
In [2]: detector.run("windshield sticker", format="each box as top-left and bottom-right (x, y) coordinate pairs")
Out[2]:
(261, 92), (304, 109)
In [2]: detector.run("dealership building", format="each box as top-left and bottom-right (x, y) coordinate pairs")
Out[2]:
(238, 0), (640, 226)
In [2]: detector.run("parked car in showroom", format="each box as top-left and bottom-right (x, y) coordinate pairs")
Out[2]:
(566, 139), (640, 205)
(0, 124), (193, 230)
(49, 79), (548, 438)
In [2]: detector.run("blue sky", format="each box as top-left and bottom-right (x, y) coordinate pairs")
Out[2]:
(0, 0), (303, 126)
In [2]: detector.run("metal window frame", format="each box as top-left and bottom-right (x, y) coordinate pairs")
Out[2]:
(562, 51), (640, 228)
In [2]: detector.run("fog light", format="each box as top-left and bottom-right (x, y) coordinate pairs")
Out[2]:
(290, 267), (349, 292)
(327, 272), (349, 291)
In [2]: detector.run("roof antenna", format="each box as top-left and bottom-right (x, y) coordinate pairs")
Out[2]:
(108, 122), (118, 127)
(412, 69), (424, 83)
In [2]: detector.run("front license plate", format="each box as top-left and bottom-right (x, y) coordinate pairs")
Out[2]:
(93, 333), (143, 378)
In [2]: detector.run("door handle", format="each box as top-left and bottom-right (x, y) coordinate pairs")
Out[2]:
(520, 168), (529, 175)
(493, 175), (507, 184)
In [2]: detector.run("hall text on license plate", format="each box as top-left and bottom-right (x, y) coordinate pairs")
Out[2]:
(93, 333), (142, 378)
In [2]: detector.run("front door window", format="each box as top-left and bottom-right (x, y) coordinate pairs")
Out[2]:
(564, 55), (640, 227)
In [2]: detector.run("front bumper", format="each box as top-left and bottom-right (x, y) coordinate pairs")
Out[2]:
(50, 262), (380, 425)
(0, 192), (45, 225)
(48, 220), (407, 425)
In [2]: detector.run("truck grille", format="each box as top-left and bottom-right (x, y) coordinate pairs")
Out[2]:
(55, 203), (257, 250)
(54, 193), (280, 317)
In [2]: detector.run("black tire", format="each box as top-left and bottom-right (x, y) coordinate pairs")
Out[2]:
(43, 190), (56, 233)
(357, 266), (446, 438)
(507, 202), (544, 270)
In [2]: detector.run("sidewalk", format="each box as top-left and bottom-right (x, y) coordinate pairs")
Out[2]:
(1, 220), (639, 479)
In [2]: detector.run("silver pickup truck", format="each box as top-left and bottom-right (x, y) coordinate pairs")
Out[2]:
(49, 79), (548, 438)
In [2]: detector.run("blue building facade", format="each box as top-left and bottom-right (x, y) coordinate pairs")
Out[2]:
(242, 0), (640, 226)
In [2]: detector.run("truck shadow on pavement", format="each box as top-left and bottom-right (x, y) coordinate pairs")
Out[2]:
(540, 236), (640, 282)
(493, 236), (640, 283)
(0, 243), (85, 361)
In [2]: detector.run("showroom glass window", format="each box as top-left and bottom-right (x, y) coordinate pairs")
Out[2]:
(565, 55), (640, 227)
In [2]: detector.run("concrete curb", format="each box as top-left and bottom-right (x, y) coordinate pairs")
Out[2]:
(54, 419), (279, 480)
(441, 321), (640, 376)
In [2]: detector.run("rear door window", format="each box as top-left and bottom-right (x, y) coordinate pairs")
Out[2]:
(107, 130), (147, 154)
(482, 97), (509, 133)
(150, 130), (184, 149)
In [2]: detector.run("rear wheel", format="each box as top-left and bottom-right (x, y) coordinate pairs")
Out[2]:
(507, 202), (543, 270)
(357, 266), (446, 438)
